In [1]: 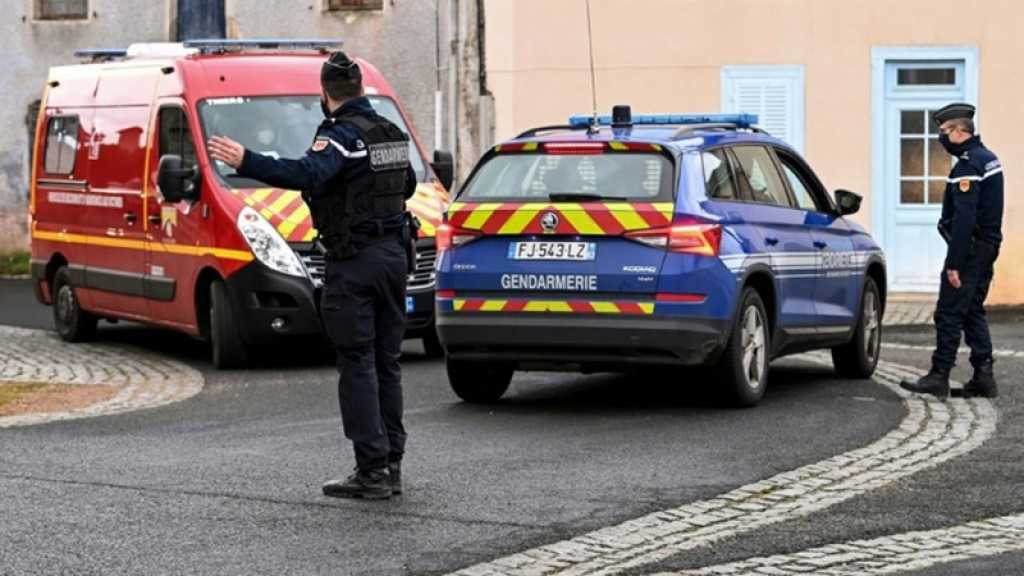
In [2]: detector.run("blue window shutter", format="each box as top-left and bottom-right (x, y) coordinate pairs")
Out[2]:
(722, 66), (805, 153)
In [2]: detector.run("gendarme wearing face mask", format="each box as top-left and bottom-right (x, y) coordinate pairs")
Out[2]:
(900, 102), (1005, 401)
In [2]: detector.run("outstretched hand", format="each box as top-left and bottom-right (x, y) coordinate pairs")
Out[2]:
(207, 136), (246, 169)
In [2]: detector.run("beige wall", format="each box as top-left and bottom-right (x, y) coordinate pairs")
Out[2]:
(485, 0), (1024, 304)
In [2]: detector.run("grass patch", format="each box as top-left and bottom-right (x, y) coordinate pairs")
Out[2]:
(0, 251), (29, 276)
(0, 382), (48, 408)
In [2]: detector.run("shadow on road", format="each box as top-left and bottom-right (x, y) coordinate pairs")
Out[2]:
(448, 361), (846, 417)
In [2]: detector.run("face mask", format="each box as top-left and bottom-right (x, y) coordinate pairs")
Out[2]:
(939, 132), (973, 156)
(938, 133), (955, 155)
(320, 97), (331, 119)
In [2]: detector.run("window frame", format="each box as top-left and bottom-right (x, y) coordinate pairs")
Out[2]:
(34, 0), (89, 21)
(770, 147), (836, 214)
(324, 0), (383, 12)
(42, 114), (80, 176)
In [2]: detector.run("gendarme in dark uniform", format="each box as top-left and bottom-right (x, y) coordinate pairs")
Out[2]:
(218, 52), (416, 499)
(901, 103), (1004, 401)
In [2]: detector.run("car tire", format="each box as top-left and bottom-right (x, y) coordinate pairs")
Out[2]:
(52, 266), (98, 343)
(422, 325), (445, 358)
(210, 279), (248, 369)
(715, 287), (770, 407)
(447, 358), (513, 403)
(831, 277), (882, 379)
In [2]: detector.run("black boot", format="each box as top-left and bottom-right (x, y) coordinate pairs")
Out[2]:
(899, 368), (950, 401)
(323, 468), (392, 500)
(961, 360), (998, 398)
(388, 461), (402, 495)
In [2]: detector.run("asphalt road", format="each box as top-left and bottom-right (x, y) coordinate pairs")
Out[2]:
(0, 278), (1021, 575)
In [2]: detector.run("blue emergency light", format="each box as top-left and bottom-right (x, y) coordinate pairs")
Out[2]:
(568, 112), (759, 129)
(183, 38), (344, 53)
(73, 48), (129, 61)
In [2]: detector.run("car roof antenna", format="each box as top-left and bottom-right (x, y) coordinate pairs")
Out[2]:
(584, 0), (600, 135)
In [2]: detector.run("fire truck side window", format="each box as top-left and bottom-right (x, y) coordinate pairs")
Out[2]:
(43, 115), (79, 175)
(159, 108), (197, 167)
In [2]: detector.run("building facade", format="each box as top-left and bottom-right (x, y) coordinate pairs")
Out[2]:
(484, 0), (1023, 304)
(1, 0), (486, 255)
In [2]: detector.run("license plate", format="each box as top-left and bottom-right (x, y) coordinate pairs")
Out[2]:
(509, 241), (596, 261)
(406, 296), (414, 313)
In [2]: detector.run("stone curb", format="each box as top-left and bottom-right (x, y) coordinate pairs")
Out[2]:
(0, 325), (204, 428)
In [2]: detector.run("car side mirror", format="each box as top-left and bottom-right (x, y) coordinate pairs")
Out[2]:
(157, 154), (200, 203)
(431, 149), (454, 191)
(834, 189), (862, 216)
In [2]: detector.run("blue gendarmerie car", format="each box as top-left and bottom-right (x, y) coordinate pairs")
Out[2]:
(434, 107), (886, 406)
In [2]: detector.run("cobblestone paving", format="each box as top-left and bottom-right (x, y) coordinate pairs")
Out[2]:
(665, 514), (1024, 576)
(449, 355), (997, 576)
(883, 300), (936, 327)
(0, 326), (204, 428)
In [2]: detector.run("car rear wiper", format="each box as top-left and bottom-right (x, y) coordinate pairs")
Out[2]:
(548, 192), (629, 202)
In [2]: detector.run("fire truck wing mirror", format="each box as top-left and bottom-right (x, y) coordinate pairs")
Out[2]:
(157, 154), (200, 203)
(834, 189), (862, 216)
(432, 149), (454, 191)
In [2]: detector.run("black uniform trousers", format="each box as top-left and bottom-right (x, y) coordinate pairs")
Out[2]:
(932, 239), (1000, 372)
(320, 238), (408, 472)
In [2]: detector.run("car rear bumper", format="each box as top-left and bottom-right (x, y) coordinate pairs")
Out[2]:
(437, 311), (730, 369)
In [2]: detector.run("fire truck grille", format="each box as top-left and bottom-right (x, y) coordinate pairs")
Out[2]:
(297, 245), (436, 292)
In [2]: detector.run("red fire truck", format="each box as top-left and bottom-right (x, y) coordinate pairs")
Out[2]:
(29, 39), (453, 368)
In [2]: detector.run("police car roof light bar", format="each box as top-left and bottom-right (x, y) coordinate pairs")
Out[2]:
(73, 48), (129, 62)
(182, 38), (344, 54)
(568, 113), (760, 130)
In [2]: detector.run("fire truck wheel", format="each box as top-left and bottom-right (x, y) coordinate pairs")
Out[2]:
(52, 266), (98, 343)
(210, 279), (248, 369)
(422, 325), (445, 358)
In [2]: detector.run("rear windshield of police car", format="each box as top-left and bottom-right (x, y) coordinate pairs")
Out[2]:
(460, 152), (675, 202)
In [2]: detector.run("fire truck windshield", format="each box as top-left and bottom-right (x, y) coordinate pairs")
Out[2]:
(198, 95), (427, 186)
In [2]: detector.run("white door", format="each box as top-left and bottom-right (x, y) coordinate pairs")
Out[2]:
(882, 61), (966, 292)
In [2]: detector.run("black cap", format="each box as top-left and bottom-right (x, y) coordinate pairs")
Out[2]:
(932, 102), (975, 125)
(321, 50), (362, 84)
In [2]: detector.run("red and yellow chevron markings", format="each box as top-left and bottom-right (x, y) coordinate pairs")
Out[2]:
(234, 182), (451, 242)
(445, 202), (674, 236)
(452, 298), (655, 315)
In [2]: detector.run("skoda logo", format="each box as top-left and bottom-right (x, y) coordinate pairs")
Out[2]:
(540, 211), (559, 233)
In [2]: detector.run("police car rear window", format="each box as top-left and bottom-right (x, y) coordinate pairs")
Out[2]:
(461, 153), (674, 201)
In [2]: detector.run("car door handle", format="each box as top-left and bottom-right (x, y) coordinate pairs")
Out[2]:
(123, 212), (137, 224)
(813, 241), (828, 249)
(148, 214), (161, 226)
(764, 236), (779, 246)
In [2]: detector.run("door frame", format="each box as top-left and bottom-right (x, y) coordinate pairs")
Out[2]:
(869, 45), (979, 290)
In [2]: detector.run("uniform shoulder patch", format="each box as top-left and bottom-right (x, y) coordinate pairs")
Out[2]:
(959, 179), (972, 192)
(311, 137), (331, 153)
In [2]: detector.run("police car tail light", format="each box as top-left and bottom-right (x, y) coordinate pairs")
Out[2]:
(669, 223), (721, 256)
(436, 223), (479, 251)
(625, 221), (722, 256)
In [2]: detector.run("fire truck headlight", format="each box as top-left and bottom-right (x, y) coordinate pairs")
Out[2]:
(236, 206), (306, 278)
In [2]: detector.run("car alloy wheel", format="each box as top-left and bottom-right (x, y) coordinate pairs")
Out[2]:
(741, 305), (767, 390)
(862, 290), (881, 364)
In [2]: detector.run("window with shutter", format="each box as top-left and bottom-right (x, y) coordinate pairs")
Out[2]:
(722, 66), (804, 153)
